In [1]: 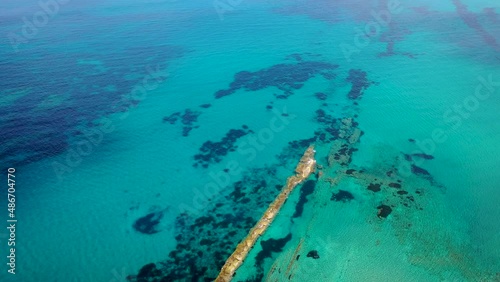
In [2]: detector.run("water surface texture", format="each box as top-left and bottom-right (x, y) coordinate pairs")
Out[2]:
(0, 0), (499, 281)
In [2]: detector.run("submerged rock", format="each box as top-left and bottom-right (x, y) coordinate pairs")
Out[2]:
(345, 169), (356, 175)
(133, 211), (164, 234)
(377, 205), (392, 218)
(293, 180), (316, 218)
(388, 182), (401, 188)
(411, 153), (434, 160)
(255, 233), (293, 266)
(346, 69), (372, 100)
(193, 126), (252, 167)
(137, 263), (161, 280)
(163, 108), (202, 137)
(315, 92), (327, 100)
(214, 61), (338, 99)
(331, 190), (354, 202)
(306, 250), (320, 259)
(411, 164), (430, 176)
(367, 183), (381, 192)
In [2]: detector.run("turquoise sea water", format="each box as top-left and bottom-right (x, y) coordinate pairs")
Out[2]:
(0, 0), (499, 281)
